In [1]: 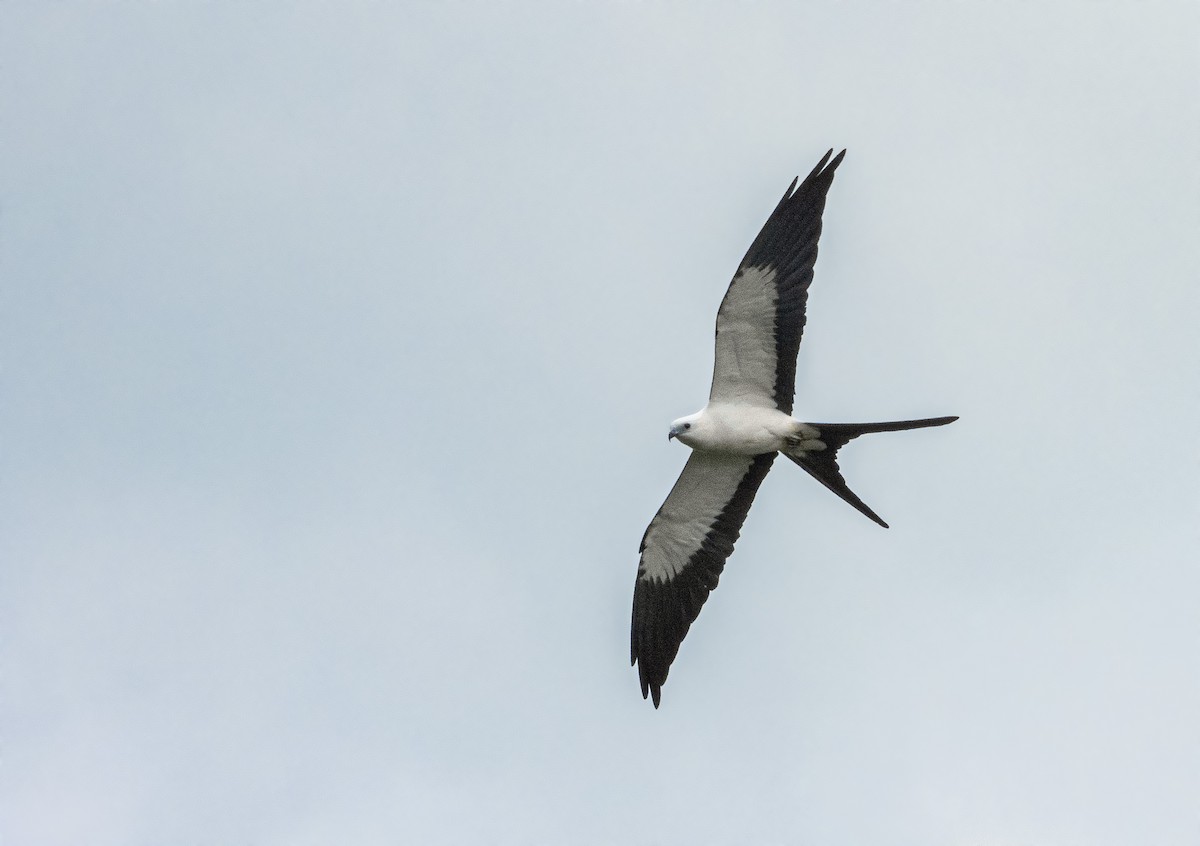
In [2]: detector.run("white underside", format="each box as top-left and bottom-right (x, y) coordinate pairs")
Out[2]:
(674, 403), (823, 455)
(709, 266), (782, 409)
(639, 452), (755, 581)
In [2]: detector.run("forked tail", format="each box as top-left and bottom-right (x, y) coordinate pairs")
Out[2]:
(783, 416), (957, 528)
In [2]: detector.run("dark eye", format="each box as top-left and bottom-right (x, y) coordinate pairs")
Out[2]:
(683, 423), (691, 430)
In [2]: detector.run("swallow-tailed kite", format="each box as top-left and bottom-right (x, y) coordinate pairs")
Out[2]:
(631, 150), (957, 707)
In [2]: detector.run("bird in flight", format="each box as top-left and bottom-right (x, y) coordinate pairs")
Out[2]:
(631, 150), (957, 708)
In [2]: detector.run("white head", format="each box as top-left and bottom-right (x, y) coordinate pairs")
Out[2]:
(667, 412), (703, 445)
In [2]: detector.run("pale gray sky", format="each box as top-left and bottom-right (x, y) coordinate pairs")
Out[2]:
(3, 3), (1198, 844)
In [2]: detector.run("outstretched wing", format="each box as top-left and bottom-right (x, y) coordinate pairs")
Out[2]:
(709, 149), (846, 414)
(631, 451), (776, 707)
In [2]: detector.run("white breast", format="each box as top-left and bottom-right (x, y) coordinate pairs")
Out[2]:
(679, 403), (797, 455)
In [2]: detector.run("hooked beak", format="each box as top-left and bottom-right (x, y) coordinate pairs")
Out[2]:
(668, 431), (676, 441)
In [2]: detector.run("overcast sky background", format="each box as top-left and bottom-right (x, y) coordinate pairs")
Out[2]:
(3, 3), (1198, 844)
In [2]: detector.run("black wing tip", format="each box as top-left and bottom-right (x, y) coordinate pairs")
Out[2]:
(820, 148), (847, 178)
(815, 147), (847, 173)
(634, 661), (665, 708)
(790, 148), (847, 196)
